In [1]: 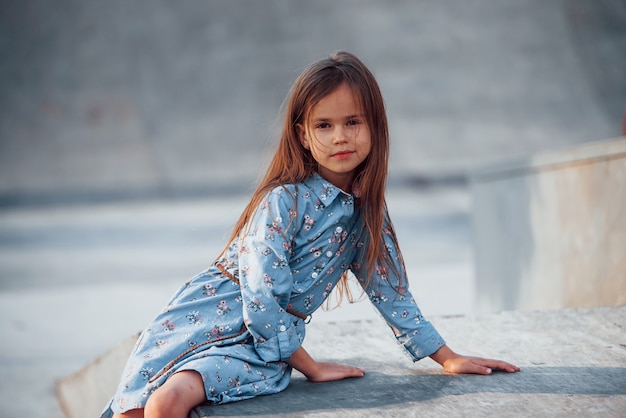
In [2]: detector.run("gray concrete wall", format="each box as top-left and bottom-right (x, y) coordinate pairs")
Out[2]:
(471, 138), (626, 312)
(1, 1), (625, 205)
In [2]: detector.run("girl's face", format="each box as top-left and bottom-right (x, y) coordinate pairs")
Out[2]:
(298, 83), (371, 192)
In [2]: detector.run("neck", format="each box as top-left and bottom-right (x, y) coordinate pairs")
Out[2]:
(315, 170), (354, 193)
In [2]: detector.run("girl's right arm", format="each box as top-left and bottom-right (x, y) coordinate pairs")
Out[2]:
(237, 187), (306, 363)
(287, 346), (365, 382)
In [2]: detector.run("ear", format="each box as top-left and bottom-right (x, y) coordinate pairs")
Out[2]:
(296, 123), (310, 150)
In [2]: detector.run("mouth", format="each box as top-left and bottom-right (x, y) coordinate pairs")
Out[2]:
(332, 150), (354, 159)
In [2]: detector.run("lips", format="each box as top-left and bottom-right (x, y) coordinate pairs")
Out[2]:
(332, 150), (354, 159)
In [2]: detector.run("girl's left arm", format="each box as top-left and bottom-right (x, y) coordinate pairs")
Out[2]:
(352, 214), (519, 374)
(351, 214), (446, 361)
(430, 345), (520, 375)
(352, 271), (445, 362)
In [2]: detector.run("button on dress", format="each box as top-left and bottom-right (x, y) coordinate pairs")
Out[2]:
(102, 173), (445, 415)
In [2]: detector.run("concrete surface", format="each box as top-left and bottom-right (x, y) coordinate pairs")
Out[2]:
(1, 0), (625, 205)
(190, 307), (626, 418)
(471, 137), (626, 312)
(60, 306), (626, 418)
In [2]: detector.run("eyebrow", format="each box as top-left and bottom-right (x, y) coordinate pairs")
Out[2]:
(311, 114), (365, 122)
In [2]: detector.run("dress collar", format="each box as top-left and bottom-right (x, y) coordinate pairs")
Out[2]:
(303, 173), (355, 206)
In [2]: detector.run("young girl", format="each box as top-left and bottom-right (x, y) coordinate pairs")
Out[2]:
(103, 51), (519, 418)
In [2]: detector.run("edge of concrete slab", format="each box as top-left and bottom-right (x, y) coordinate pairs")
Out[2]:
(59, 306), (626, 418)
(192, 306), (626, 417)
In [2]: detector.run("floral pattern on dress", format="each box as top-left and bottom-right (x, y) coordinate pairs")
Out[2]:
(103, 173), (445, 417)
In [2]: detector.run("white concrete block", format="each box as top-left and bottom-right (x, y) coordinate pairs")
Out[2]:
(471, 137), (626, 312)
(56, 333), (138, 418)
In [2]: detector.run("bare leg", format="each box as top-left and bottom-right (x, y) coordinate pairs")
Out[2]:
(144, 370), (207, 418)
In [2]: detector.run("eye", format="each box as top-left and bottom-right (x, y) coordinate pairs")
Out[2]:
(347, 118), (362, 126)
(315, 122), (331, 129)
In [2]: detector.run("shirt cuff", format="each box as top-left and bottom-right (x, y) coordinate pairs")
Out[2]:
(253, 321), (304, 362)
(401, 324), (446, 361)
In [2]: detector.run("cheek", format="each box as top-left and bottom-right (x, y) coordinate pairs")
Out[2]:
(358, 131), (372, 153)
(363, 142), (372, 157)
(311, 132), (332, 148)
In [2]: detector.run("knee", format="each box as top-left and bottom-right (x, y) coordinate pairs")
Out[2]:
(112, 410), (144, 418)
(144, 371), (205, 418)
(145, 386), (184, 417)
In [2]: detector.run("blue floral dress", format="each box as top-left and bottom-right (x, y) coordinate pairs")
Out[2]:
(103, 173), (445, 415)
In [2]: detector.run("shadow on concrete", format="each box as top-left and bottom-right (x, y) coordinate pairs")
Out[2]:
(193, 364), (626, 416)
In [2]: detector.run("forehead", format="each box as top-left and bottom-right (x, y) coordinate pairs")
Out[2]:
(308, 83), (363, 118)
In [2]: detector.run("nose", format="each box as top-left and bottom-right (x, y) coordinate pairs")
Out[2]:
(333, 126), (348, 144)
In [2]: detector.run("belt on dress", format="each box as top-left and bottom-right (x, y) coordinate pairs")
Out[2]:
(216, 262), (310, 322)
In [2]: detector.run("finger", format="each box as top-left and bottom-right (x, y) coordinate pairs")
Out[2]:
(342, 365), (365, 378)
(469, 363), (492, 375)
(474, 358), (520, 373)
(317, 363), (365, 381)
(455, 362), (492, 375)
(445, 360), (491, 375)
(498, 362), (521, 372)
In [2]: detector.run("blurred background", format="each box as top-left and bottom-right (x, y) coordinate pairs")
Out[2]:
(0, 1), (625, 417)
(2, 0), (625, 203)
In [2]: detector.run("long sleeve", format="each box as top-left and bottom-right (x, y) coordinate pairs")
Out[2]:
(237, 186), (306, 362)
(351, 213), (445, 361)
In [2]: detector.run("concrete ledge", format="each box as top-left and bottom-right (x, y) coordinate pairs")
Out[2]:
(190, 306), (626, 417)
(64, 306), (626, 417)
(56, 333), (140, 418)
(471, 138), (626, 312)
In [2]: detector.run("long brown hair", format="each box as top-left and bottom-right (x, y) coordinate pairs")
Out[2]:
(223, 51), (404, 297)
